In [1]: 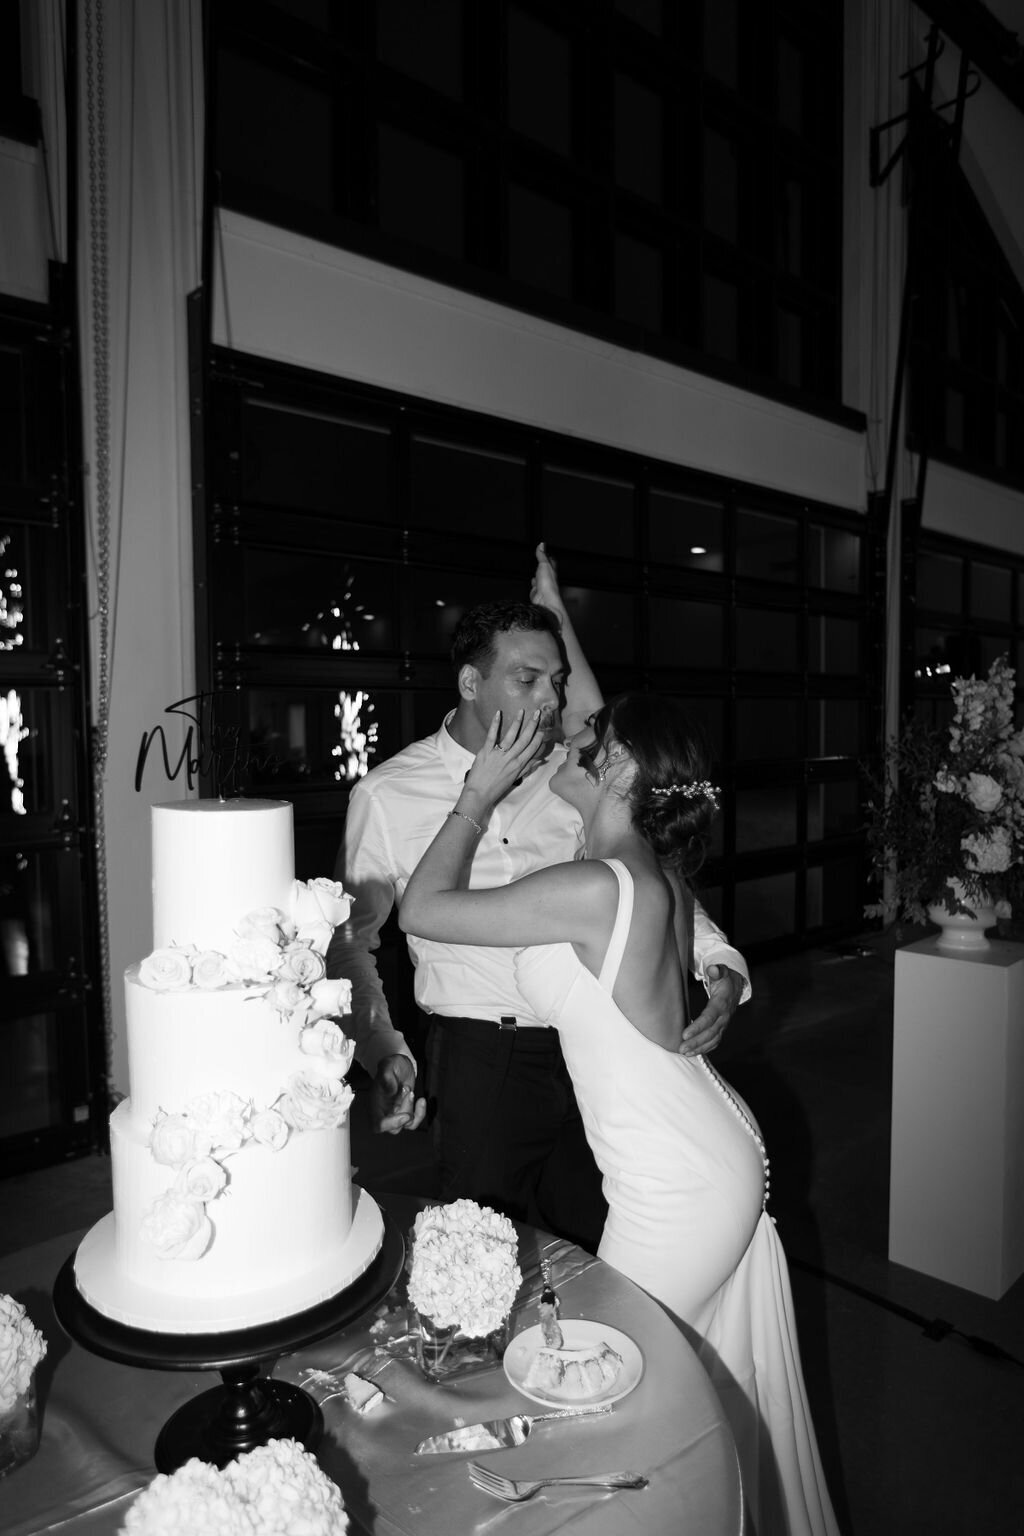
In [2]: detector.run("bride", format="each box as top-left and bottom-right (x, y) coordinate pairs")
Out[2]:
(400, 696), (840, 1536)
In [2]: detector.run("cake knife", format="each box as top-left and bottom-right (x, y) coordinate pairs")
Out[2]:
(415, 1403), (612, 1454)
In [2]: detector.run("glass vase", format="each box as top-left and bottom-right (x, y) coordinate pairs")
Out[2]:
(0, 1374), (41, 1478)
(413, 1310), (509, 1384)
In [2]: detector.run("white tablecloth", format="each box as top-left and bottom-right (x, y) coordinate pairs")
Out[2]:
(2, 1193), (742, 1535)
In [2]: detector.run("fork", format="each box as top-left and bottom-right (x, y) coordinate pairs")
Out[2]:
(468, 1462), (648, 1502)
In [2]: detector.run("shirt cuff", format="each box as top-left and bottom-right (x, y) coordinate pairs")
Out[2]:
(693, 946), (752, 1004)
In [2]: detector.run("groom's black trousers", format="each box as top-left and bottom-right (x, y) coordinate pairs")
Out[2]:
(425, 1015), (608, 1254)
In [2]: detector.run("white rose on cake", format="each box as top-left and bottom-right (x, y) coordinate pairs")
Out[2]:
(139, 946), (194, 990)
(299, 1019), (355, 1077)
(185, 1091), (250, 1155)
(278, 943), (327, 987)
(278, 1072), (354, 1132)
(248, 1107), (290, 1151)
(139, 1192), (212, 1260)
(227, 936), (285, 984)
(307, 978), (352, 1021)
(175, 1157), (228, 1204)
(294, 920), (334, 957)
(149, 1112), (197, 1169)
(291, 877), (352, 929)
(236, 906), (292, 944)
(264, 978), (310, 1019)
(191, 950), (237, 990)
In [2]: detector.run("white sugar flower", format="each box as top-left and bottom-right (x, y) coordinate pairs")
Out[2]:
(307, 978), (353, 1022)
(236, 907), (289, 944)
(278, 943), (326, 987)
(278, 1073), (353, 1132)
(149, 1113), (196, 1170)
(291, 877), (352, 929)
(191, 950), (236, 989)
(139, 1193), (212, 1261)
(295, 920), (334, 957)
(248, 1107), (289, 1151)
(175, 1157), (228, 1204)
(299, 1019), (355, 1078)
(185, 1091), (250, 1155)
(228, 936), (285, 984)
(139, 947), (194, 991)
(264, 978), (308, 1017)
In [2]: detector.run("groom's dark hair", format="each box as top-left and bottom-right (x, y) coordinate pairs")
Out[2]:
(451, 600), (562, 676)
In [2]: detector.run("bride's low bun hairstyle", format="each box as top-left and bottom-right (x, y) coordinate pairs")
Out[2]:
(592, 693), (718, 875)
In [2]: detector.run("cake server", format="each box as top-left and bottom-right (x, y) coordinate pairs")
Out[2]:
(416, 1403), (612, 1454)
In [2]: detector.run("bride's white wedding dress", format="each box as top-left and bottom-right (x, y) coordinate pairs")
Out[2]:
(514, 859), (840, 1536)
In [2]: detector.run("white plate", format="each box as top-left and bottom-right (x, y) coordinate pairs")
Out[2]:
(503, 1320), (644, 1408)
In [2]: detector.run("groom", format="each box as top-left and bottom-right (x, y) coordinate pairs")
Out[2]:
(326, 550), (749, 1250)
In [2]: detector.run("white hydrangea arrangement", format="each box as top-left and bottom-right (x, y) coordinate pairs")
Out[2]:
(865, 655), (1024, 925)
(0, 1294), (46, 1413)
(407, 1199), (522, 1337)
(137, 877), (356, 1261)
(121, 1439), (348, 1536)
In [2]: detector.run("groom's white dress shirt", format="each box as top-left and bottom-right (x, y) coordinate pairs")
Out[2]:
(327, 712), (750, 1076)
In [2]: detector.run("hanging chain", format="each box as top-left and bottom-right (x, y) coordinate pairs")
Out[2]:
(84, 0), (115, 1093)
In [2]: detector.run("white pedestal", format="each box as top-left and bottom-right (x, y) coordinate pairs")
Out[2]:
(889, 937), (1024, 1299)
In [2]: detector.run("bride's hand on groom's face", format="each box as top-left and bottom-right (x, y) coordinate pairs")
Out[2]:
(680, 964), (744, 1057)
(464, 710), (544, 806)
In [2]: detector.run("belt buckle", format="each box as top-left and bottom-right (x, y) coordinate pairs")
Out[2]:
(499, 1015), (517, 1032)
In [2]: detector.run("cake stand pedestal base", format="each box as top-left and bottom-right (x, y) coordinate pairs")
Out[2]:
(154, 1364), (323, 1471)
(53, 1199), (404, 1472)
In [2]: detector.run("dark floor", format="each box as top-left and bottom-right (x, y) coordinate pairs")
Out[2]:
(3, 931), (1023, 1535)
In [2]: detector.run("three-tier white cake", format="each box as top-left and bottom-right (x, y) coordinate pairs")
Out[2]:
(74, 798), (382, 1334)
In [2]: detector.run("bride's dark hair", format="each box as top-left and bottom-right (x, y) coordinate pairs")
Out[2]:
(590, 693), (717, 875)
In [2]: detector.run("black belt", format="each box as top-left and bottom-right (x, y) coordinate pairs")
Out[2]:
(434, 1015), (559, 1052)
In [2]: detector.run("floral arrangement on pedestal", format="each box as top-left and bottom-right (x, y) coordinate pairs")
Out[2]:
(0, 1294), (46, 1475)
(407, 1199), (522, 1381)
(864, 655), (1024, 928)
(120, 1438), (348, 1535)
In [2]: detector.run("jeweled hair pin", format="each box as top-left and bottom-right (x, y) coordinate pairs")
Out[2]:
(651, 780), (720, 810)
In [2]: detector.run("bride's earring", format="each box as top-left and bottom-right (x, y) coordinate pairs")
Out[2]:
(597, 748), (628, 784)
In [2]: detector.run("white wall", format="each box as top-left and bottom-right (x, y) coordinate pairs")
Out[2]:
(213, 211), (868, 514)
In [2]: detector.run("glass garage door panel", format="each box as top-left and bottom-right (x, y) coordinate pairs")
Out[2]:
(734, 872), (796, 944)
(237, 402), (392, 519)
(246, 689), (404, 789)
(411, 438), (528, 539)
(240, 552), (398, 653)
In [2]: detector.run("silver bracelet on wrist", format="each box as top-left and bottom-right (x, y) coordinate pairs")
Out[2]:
(448, 808), (483, 835)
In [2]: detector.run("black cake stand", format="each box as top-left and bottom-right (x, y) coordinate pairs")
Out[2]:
(53, 1207), (405, 1473)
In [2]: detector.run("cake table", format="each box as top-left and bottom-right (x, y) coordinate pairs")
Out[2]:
(53, 1204), (405, 1471)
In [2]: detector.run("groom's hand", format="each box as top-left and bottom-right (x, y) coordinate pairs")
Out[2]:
(680, 964), (744, 1057)
(373, 1053), (426, 1133)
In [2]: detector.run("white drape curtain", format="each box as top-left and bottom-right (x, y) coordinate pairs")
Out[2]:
(78, 0), (204, 1090)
